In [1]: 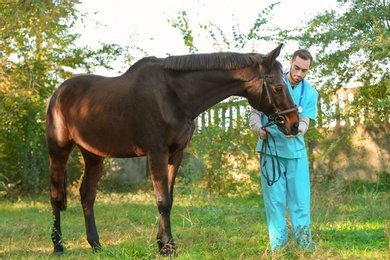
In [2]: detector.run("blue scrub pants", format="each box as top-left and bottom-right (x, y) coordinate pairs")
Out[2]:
(260, 154), (313, 251)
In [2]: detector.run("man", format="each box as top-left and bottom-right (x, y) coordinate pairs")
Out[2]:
(249, 49), (318, 251)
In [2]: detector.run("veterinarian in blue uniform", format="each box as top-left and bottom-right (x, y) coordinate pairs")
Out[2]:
(249, 49), (318, 251)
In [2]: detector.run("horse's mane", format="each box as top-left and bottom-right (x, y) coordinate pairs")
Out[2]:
(161, 52), (257, 71)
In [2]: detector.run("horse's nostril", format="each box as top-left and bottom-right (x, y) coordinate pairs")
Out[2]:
(293, 122), (299, 135)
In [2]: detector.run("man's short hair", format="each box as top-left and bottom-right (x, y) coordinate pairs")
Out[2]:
(292, 49), (313, 65)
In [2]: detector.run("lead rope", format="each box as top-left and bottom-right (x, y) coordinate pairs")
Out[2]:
(257, 74), (293, 185)
(260, 125), (284, 186)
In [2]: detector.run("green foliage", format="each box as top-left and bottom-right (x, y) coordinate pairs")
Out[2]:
(180, 101), (259, 197)
(169, 11), (198, 54)
(0, 173), (8, 197)
(285, 0), (390, 180)
(168, 3), (281, 53)
(0, 1), (124, 192)
(376, 171), (390, 190)
(297, 0), (390, 126)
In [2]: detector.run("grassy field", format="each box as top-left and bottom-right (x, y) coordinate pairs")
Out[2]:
(0, 178), (389, 259)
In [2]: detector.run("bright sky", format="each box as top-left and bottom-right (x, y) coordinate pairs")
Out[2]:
(76, 0), (336, 75)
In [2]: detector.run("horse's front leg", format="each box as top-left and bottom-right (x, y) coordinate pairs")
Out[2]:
(79, 149), (104, 252)
(148, 152), (182, 257)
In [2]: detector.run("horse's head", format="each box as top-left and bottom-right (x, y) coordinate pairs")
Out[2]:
(249, 44), (299, 135)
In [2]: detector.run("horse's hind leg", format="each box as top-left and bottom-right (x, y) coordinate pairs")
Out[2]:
(47, 139), (75, 254)
(78, 147), (104, 251)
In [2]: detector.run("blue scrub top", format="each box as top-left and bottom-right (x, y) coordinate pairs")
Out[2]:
(255, 74), (319, 159)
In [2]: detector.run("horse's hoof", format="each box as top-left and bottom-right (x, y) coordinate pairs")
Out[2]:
(53, 248), (64, 256)
(53, 244), (64, 255)
(92, 245), (102, 253)
(159, 244), (176, 257)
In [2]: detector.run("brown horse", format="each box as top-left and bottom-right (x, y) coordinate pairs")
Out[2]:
(46, 44), (299, 256)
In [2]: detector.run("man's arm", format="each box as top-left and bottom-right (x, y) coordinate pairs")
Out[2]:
(249, 108), (269, 139)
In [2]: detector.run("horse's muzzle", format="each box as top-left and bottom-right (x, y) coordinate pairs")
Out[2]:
(291, 121), (299, 135)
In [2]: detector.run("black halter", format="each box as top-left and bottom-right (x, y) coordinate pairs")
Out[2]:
(258, 74), (298, 186)
(259, 74), (298, 133)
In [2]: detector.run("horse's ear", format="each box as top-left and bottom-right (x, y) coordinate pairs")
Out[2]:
(262, 44), (283, 66)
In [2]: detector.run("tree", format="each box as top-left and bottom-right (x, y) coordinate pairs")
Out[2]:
(0, 1), (123, 193)
(286, 0), (390, 178)
(167, 4), (281, 195)
(168, 3), (281, 54)
(297, 0), (390, 126)
(167, 1), (390, 183)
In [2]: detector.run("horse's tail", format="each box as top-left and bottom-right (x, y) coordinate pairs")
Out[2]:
(45, 95), (52, 113)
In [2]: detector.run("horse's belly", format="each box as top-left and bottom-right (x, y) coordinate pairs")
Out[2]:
(77, 139), (145, 158)
(70, 125), (144, 158)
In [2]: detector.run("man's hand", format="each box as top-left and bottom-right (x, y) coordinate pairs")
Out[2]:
(258, 127), (271, 140)
(286, 116), (309, 138)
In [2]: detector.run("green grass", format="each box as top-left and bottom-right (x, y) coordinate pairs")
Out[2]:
(0, 179), (389, 259)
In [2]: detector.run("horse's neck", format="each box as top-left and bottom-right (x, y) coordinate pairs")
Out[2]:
(174, 71), (248, 120)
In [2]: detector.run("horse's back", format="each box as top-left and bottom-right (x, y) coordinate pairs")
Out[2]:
(49, 57), (161, 116)
(53, 57), (163, 105)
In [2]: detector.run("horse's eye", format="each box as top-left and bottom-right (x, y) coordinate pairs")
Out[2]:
(274, 86), (283, 93)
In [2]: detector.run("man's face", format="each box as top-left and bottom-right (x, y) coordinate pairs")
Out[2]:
(289, 56), (311, 84)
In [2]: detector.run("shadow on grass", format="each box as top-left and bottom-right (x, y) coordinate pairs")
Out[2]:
(318, 228), (388, 250)
(0, 192), (267, 259)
